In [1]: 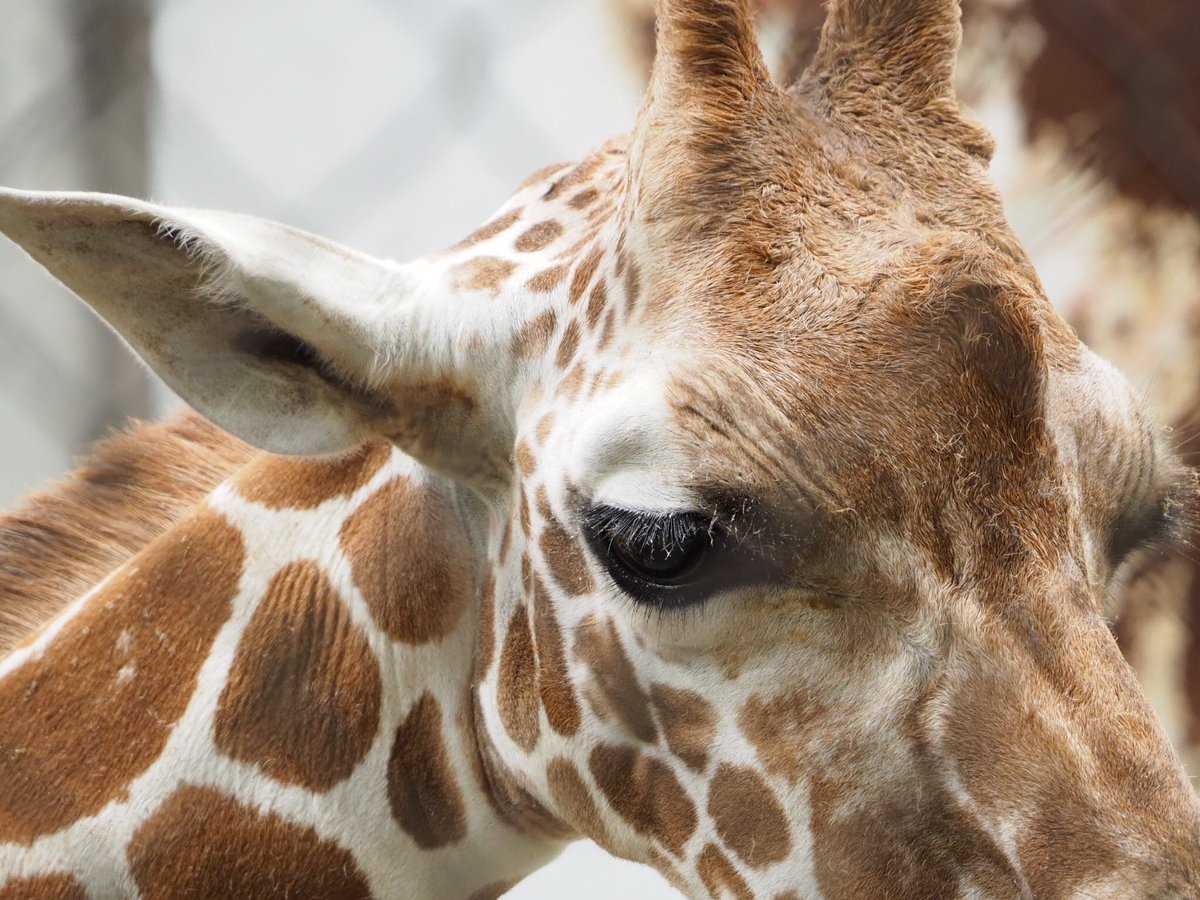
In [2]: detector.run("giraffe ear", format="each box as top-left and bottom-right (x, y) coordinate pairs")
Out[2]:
(0, 189), (480, 464)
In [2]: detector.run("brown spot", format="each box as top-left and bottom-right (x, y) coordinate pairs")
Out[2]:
(340, 477), (471, 644)
(586, 281), (608, 330)
(570, 245), (604, 303)
(547, 756), (610, 846)
(708, 764), (792, 868)
(513, 309), (559, 358)
(214, 561), (381, 792)
(558, 361), (589, 402)
(568, 188), (601, 209)
(536, 491), (596, 596)
(0, 875), (88, 900)
(576, 617), (658, 744)
(515, 220), (564, 253)
(516, 440), (538, 479)
(623, 258), (642, 312)
(555, 321), (583, 370)
(650, 684), (717, 771)
(773, 894), (800, 900)
(498, 605), (541, 751)
(452, 207), (523, 251)
(479, 571), (497, 675)
(532, 575), (582, 736)
(598, 308), (617, 351)
(543, 154), (605, 201)
(452, 256), (517, 295)
(129, 785), (371, 899)
(535, 412), (556, 446)
(527, 264), (569, 293)
(738, 691), (825, 785)
(387, 692), (469, 849)
(0, 412), (255, 658)
(0, 511), (243, 844)
(518, 162), (570, 191)
(236, 440), (390, 511)
(697, 843), (753, 900)
(519, 489), (532, 538)
(589, 744), (696, 857)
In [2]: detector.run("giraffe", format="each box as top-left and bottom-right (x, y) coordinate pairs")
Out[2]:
(1, 0), (1199, 897)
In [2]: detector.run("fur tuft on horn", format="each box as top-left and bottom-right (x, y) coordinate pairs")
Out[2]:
(815, 0), (962, 105)
(801, 0), (992, 158)
(633, 0), (783, 232)
(651, 0), (771, 101)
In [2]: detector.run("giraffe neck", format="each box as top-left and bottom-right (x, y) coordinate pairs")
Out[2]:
(0, 440), (566, 897)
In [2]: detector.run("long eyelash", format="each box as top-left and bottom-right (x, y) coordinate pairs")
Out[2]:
(1150, 472), (1200, 551)
(582, 505), (713, 557)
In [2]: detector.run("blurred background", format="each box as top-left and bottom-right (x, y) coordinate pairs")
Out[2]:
(0, 0), (1197, 896)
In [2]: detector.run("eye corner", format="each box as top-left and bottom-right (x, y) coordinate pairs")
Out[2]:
(1107, 476), (1197, 570)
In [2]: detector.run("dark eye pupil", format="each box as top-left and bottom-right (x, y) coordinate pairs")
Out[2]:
(611, 528), (707, 582)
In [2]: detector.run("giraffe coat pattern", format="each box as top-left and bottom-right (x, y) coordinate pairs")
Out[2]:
(0, 0), (1199, 897)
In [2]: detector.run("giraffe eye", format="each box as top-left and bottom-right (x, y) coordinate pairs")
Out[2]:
(582, 505), (718, 606)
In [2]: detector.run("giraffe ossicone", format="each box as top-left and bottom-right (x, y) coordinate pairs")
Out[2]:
(1, 0), (1199, 896)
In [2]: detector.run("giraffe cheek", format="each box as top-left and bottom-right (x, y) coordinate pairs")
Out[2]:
(588, 743), (697, 859)
(574, 616), (658, 745)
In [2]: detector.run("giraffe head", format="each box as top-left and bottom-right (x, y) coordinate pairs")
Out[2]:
(1, 0), (1198, 896)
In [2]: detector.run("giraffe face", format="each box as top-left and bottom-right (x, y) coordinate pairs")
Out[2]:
(478, 207), (1200, 894)
(471, 2), (1200, 895)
